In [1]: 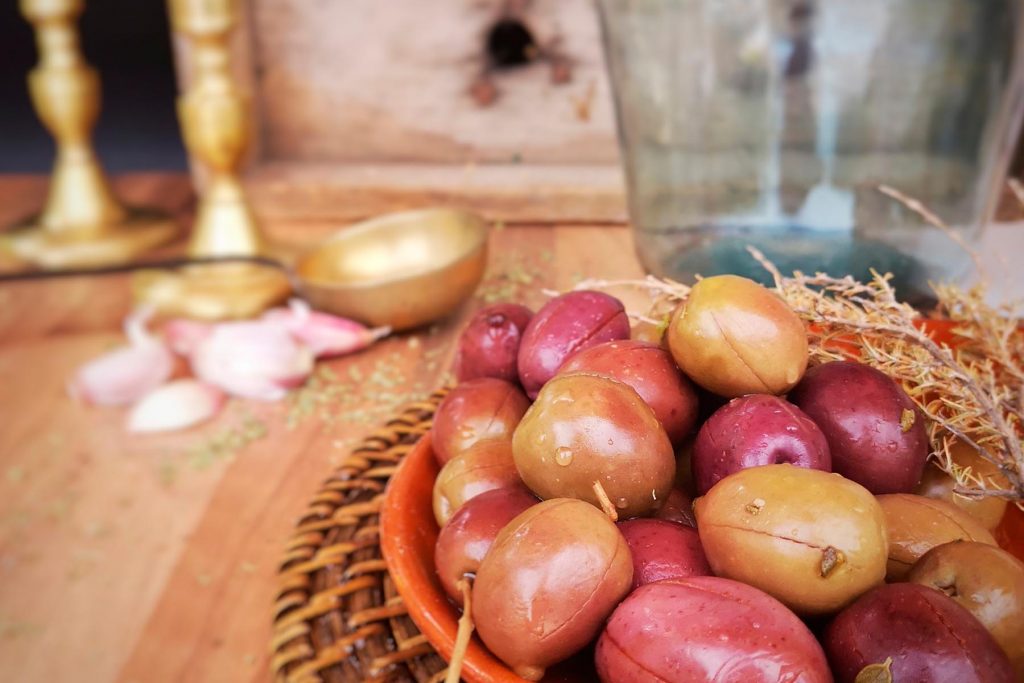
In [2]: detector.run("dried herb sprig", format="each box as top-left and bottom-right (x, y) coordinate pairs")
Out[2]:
(749, 248), (1022, 506)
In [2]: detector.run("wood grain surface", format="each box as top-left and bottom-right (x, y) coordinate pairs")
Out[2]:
(0, 173), (1020, 682)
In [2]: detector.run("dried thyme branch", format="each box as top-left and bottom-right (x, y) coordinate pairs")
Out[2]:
(748, 247), (1023, 504)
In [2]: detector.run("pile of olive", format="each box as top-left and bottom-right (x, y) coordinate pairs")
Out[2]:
(431, 275), (1023, 683)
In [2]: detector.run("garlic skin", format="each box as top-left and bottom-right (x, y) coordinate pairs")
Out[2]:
(126, 380), (225, 433)
(163, 319), (212, 356)
(263, 299), (390, 358)
(68, 308), (175, 406)
(190, 320), (313, 401)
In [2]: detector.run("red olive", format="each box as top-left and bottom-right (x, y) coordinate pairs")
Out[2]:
(789, 360), (928, 494)
(824, 583), (1014, 683)
(617, 518), (710, 590)
(596, 576), (831, 683)
(692, 394), (831, 495)
(433, 486), (537, 603)
(558, 339), (699, 444)
(431, 377), (530, 466)
(474, 498), (633, 681)
(453, 303), (533, 384)
(517, 290), (630, 399)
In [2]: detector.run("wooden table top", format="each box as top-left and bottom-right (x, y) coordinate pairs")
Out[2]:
(0, 173), (1020, 682)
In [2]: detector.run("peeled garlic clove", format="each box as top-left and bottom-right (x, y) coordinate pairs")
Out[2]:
(127, 380), (225, 433)
(69, 341), (174, 406)
(263, 299), (390, 358)
(191, 320), (313, 401)
(163, 319), (212, 356)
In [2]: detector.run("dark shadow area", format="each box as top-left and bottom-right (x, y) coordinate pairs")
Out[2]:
(0, 0), (187, 173)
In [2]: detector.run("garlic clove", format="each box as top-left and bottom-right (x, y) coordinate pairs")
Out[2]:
(68, 339), (175, 406)
(126, 380), (225, 433)
(263, 299), (390, 358)
(163, 318), (213, 356)
(123, 305), (160, 347)
(190, 320), (314, 401)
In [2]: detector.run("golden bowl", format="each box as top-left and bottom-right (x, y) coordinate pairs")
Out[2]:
(294, 209), (489, 331)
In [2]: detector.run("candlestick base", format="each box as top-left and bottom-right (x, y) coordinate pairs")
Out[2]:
(3, 207), (179, 270)
(132, 262), (292, 320)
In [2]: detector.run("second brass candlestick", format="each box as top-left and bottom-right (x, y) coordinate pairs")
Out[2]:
(4, 0), (179, 270)
(133, 0), (290, 320)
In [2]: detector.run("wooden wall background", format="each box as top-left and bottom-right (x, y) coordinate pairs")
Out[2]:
(173, 0), (627, 225)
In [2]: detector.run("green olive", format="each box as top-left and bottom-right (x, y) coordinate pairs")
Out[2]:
(667, 275), (807, 397)
(877, 494), (997, 581)
(695, 464), (888, 615)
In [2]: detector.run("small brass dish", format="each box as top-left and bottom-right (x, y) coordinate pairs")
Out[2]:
(294, 209), (489, 331)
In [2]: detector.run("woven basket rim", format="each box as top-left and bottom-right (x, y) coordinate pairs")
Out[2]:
(271, 388), (451, 683)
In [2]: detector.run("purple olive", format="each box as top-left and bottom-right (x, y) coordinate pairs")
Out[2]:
(790, 361), (929, 494)
(517, 290), (630, 399)
(692, 394), (830, 495)
(824, 583), (1013, 683)
(558, 340), (700, 445)
(431, 378), (530, 466)
(453, 303), (533, 384)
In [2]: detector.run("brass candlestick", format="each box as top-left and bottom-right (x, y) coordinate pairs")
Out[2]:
(133, 0), (290, 319)
(3, 0), (179, 269)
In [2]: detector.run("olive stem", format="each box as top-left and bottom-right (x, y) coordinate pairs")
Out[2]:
(444, 578), (474, 683)
(592, 480), (619, 522)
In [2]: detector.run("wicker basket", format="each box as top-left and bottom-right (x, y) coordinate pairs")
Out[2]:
(272, 389), (451, 683)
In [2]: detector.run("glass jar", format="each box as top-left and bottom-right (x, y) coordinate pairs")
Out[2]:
(598, 0), (1024, 305)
